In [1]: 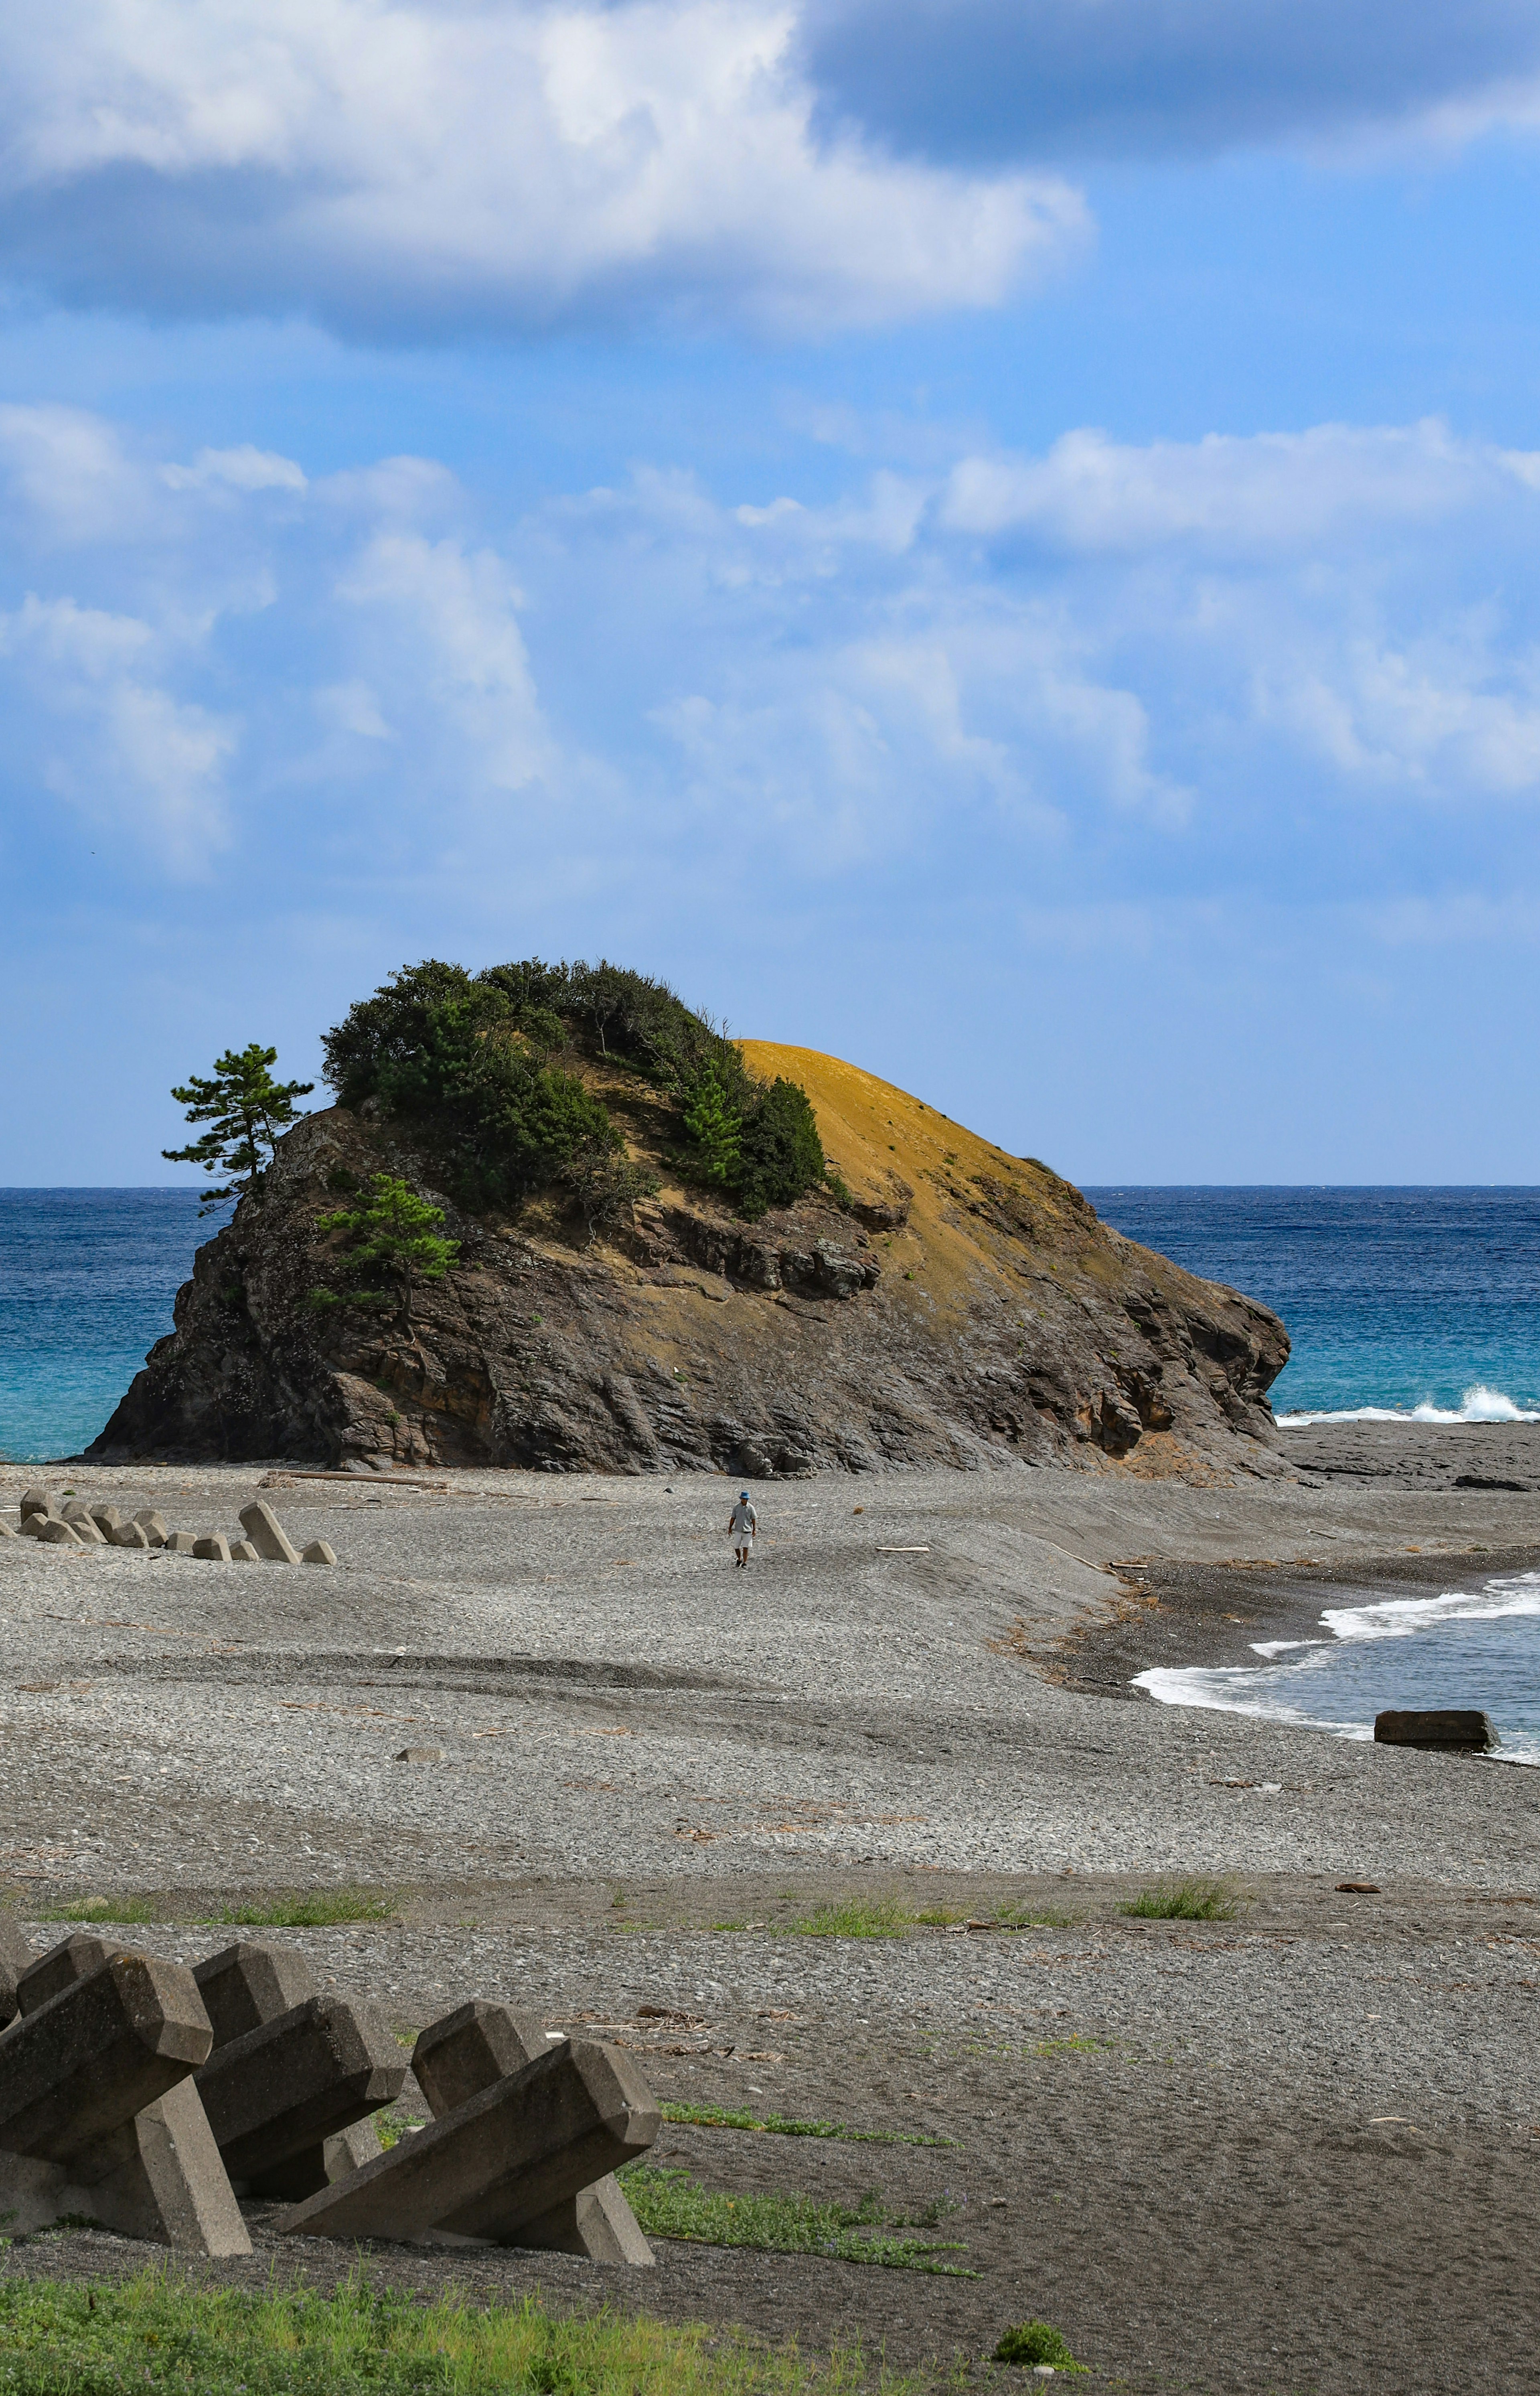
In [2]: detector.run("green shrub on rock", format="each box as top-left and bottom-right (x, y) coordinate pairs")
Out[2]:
(322, 955), (826, 1227)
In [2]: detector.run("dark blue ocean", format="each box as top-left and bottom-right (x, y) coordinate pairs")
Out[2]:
(2, 1185), (1537, 1757)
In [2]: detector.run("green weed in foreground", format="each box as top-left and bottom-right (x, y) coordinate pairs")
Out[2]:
(994, 2319), (1088, 2372)
(0, 2271), (923, 2393)
(784, 1900), (912, 1939)
(620, 2165), (974, 2276)
(1118, 1879), (1243, 1923)
(38, 1896), (161, 1925)
(660, 2101), (955, 2148)
(200, 1887), (397, 1928)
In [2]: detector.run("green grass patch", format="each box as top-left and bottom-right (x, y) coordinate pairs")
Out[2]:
(994, 2319), (1088, 2372)
(0, 2270), (922, 2392)
(994, 1905), (1078, 1931)
(37, 1896), (161, 1926)
(620, 2165), (974, 2276)
(782, 1900), (912, 1939)
(660, 2102), (954, 2149)
(199, 1887), (398, 1928)
(1118, 1878), (1244, 1923)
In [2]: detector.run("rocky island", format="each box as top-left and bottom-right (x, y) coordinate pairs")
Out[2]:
(89, 956), (1287, 1475)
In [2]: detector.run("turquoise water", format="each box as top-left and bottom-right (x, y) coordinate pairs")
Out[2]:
(0, 1189), (224, 1463)
(3, 1183), (1538, 1761)
(1085, 1185), (1540, 1421)
(1086, 1187), (1540, 1761)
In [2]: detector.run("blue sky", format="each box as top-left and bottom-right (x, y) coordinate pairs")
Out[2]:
(4, 1), (1540, 1187)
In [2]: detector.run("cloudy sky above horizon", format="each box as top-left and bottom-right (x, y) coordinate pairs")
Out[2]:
(5, 0), (1540, 1185)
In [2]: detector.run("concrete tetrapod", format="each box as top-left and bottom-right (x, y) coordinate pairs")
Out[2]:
(0, 1947), (249, 2254)
(0, 1916), (30, 2028)
(16, 1934), (115, 2015)
(274, 2037), (660, 2247)
(195, 1992), (404, 2197)
(237, 1501), (302, 1564)
(192, 1943), (387, 2197)
(413, 2000), (653, 2263)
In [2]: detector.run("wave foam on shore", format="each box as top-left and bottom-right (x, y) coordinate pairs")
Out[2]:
(1277, 1384), (1540, 1427)
(1135, 1571), (1540, 1762)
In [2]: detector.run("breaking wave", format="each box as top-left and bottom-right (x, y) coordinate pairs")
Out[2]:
(1277, 1384), (1540, 1427)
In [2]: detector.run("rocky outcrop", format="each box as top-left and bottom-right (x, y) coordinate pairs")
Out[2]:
(88, 1045), (1289, 1481)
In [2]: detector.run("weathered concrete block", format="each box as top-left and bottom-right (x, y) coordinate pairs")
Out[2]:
(193, 1534), (232, 1562)
(229, 1539), (260, 1562)
(0, 1915), (30, 2027)
(238, 1501), (302, 1564)
(275, 2037), (659, 2246)
(301, 1539), (337, 1565)
(34, 1518), (83, 1547)
(61, 1500), (95, 1525)
(413, 2001), (651, 2263)
(519, 2173), (657, 2263)
(133, 1511), (169, 1546)
(412, 2000), (555, 2115)
(0, 1515), (13, 1537)
(0, 1949), (213, 2164)
(67, 1514), (107, 1545)
(196, 1994), (404, 2186)
(163, 1531), (198, 1554)
(1374, 1707), (1497, 1752)
(17, 1934), (113, 2015)
(19, 1489), (52, 1521)
(89, 1505), (124, 1536)
(193, 1940), (317, 2050)
(111, 1521), (152, 1548)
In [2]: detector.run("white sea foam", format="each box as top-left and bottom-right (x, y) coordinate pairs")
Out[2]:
(1135, 1572), (1540, 1761)
(1320, 1571), (1540, 1644)
(1277, 1384), (1540, 1426)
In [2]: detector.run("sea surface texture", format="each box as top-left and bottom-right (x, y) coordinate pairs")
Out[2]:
(1089, 1184), (1540, 1761)
(4, 1183), (1538, 1758)
(0, 1189), (221, 1465)
(1088, 1184), (1540, 1422)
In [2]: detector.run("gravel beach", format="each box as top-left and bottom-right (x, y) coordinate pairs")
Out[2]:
(3, 1425), (1538, 2389)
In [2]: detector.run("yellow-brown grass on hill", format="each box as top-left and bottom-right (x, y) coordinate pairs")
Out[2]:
(740, 1040), (1098, 1322)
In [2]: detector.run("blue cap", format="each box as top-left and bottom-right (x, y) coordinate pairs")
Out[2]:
(740, 1491), (749, 1500)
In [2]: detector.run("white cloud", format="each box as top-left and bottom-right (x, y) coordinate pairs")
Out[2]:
(940, 420), (1534, 553)
(0, 592), (235, 870)
(0, 0), (1083, 338)
(162, 445), (307, 494)
(335, 532), (553, 794)
(0, 404), (151, 543)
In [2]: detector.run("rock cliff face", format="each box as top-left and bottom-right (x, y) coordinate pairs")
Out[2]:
(89, 1043), (1289, 1479)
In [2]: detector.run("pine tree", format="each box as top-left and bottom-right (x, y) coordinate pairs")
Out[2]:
(682, 1068), (743, 1187)
(163, 1043), (314, 1211)
(312, 1174), (460, 1311)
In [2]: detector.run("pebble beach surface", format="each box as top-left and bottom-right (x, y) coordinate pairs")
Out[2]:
(2, 1428), (1539, 2389)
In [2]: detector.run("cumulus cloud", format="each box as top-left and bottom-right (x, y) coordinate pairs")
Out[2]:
(799, 0), (1540, 166)
(940, 420), (1538, 553)
(0, 592), (235, 870)
(7, 397), (1540, 918)
(0, 0), (1081, 338)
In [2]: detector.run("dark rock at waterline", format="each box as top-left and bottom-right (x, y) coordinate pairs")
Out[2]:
(1374, 1708), (1499, 1753)
(86, 1044), (1288, 1479)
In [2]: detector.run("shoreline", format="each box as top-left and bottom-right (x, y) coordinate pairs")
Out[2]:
(3, 1442), (1539, 2387)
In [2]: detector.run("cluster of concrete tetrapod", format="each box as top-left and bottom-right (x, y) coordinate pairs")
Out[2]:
(1, 1493), (335, 1568)
(0, 1924), (659, 2261)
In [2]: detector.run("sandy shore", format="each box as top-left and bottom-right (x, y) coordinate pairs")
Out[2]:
(2, 1429), (1538, 2388)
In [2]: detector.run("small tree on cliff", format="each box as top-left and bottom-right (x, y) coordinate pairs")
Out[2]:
(311, 1174), (460, 1313)
(164, 1044), (314, 1211)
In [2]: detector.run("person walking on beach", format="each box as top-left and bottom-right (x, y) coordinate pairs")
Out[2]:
(728, 1490), (757, 1567)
